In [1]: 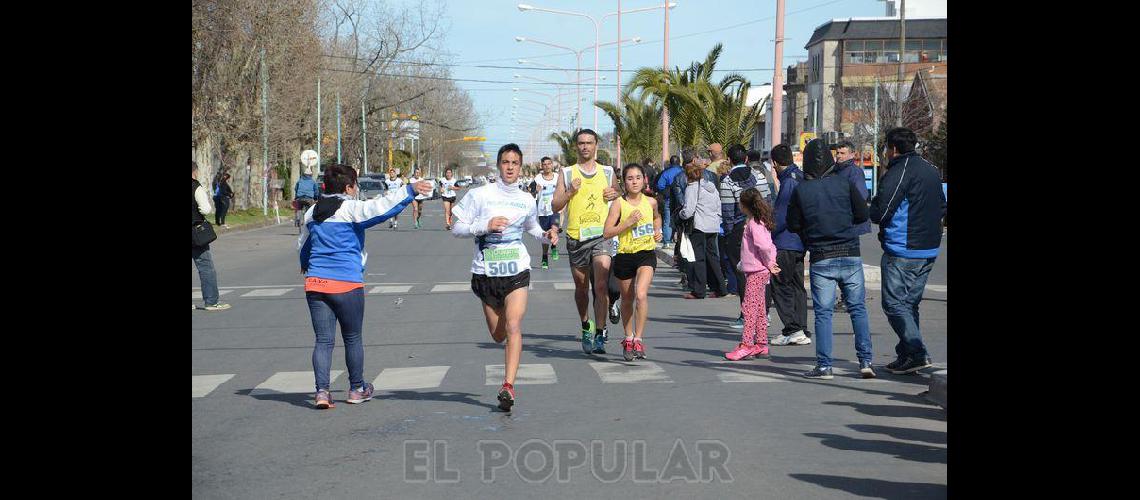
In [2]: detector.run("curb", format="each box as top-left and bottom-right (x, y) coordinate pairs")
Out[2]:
(927, 370), (947, 409)
(216, 219), (289, 236)
(654, 246), (676, 267)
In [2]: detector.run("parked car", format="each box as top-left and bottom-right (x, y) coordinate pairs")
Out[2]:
(357, 179), (387, 200)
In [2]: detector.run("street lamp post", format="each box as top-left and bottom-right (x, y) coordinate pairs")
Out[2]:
(516, 37), (634, 131)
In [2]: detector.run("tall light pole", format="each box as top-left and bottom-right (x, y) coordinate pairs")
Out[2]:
(604, 2), (675, 168)
(316, 78), (322, 174)
(771, 0), (785, 152)
(518, 4), (601, 130)
(514, 73), (598, 130)
(897, 0), (906, 127)
(520, 2), (672, 145)
(662, 2), (671, 166)
(516, 37), (635, 131)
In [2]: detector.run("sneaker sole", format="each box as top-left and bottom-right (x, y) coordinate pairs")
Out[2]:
(888, 363), (932, 375)
(789, 338), (812, 345)
(497, 392), (514, 411)
(346, 396), (373, 404)
(803, 373), (834, 380)
(861, 369), (876, 379)
(315, 401), (334, 409)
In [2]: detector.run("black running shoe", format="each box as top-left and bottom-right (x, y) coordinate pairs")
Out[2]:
(887, 357), (933, 375)
(803, 366), (834, 380)
(885, 357), (907, 371)
(608, 301), (620, 324)
(859, 361), (876, 379)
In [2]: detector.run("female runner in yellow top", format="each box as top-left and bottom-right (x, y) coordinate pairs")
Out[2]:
(603, 163), (663, 361)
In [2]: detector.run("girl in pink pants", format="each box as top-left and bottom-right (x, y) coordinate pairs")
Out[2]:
(725, 189), (782, 361)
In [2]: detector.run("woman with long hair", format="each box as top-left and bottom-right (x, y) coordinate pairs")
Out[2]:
(603, 163), (663, 361)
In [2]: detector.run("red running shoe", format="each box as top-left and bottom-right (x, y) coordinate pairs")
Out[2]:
(497, 382), (515, 412)
(633, 339), (646, 359)
(621, 338), (636, 361)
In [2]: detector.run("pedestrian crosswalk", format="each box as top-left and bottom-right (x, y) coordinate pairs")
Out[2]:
(193, 360), (927, 398)
(193, 278), (948, 302)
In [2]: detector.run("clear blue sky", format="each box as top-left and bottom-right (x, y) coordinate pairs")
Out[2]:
(408, 0), (889, 159)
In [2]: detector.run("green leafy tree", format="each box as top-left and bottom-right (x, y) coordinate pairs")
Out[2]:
(390, 149), (414, 173)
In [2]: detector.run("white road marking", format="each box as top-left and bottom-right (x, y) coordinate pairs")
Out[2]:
(430, 284), (470, 293)
(368, 285), (413, 294)
(553, 282), (577, 290)
(193, 374), (235, 397)
(241, 288), (292, 297)
(589, 361), (673, 383)
(250, 370), (341, 395)
(710, 363), (788, 383)
(374, 366), (450, 390)
(485, 364), (558, 385)
(192, 290), (233, 300)
(192, 282), (418, 291)
(925, 284), (947, 293)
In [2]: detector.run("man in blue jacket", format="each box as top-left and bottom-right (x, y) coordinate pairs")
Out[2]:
(787, 138), (873, 380)
(767, 144), (811, 347)
(655, 155), (683, 246)
(830, 140), (872, 313)
(869, 127), (946, 375)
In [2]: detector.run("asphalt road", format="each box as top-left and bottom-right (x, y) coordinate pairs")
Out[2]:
(192, 189), (948, 499)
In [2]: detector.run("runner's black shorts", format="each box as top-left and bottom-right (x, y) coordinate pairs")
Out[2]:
(537, 215), (558, 231)
(612, 250), (657, 280)
(442, 196), (457, 204)
(471, 270), (531, 309)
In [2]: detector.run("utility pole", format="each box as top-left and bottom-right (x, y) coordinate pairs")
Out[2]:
(771, 0), (786, 151)
(260, 47), (268, 216)
(336, 92), (342, 163)
(897, 0), (905, 127)
(660, 2), (670, 166)
(362, 101), (368, 174)
(317, 79), (322, 175)
(873, 76), (879, 196)
(615, 0), (622, 169)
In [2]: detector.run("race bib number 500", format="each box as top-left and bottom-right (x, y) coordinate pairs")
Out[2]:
(483, 247), (522, 277)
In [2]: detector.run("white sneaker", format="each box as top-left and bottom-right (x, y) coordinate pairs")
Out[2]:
(204, 303), (232, 311)
(786, 330), (811, 345)
(770, 334), (790, 346)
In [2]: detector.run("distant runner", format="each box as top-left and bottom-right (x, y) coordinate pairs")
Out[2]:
(528, 156), (561, 269)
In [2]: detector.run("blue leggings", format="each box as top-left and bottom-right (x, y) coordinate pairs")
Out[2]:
(307, 288), (365, 391)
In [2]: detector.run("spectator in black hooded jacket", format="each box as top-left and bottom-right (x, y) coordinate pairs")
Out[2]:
(786, 138), (873, 381)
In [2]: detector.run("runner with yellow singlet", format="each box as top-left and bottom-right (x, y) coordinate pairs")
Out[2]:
(550, 129), (621, 355)
(603, 163), (663, 361)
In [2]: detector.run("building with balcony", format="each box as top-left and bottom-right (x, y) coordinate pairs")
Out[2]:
(802, 17), (946, 152)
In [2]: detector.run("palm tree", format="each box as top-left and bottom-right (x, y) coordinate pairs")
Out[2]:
(699, 75), (763, 147)
(630, 44), (729, 149)
(548, 130), (577, 165)
(594, 90), (662, 167)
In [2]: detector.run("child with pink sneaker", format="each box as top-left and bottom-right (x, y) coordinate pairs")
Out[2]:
(724, 189), (782, 361)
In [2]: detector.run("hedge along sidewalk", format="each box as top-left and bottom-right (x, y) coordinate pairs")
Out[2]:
(213, 207), (292, 235)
